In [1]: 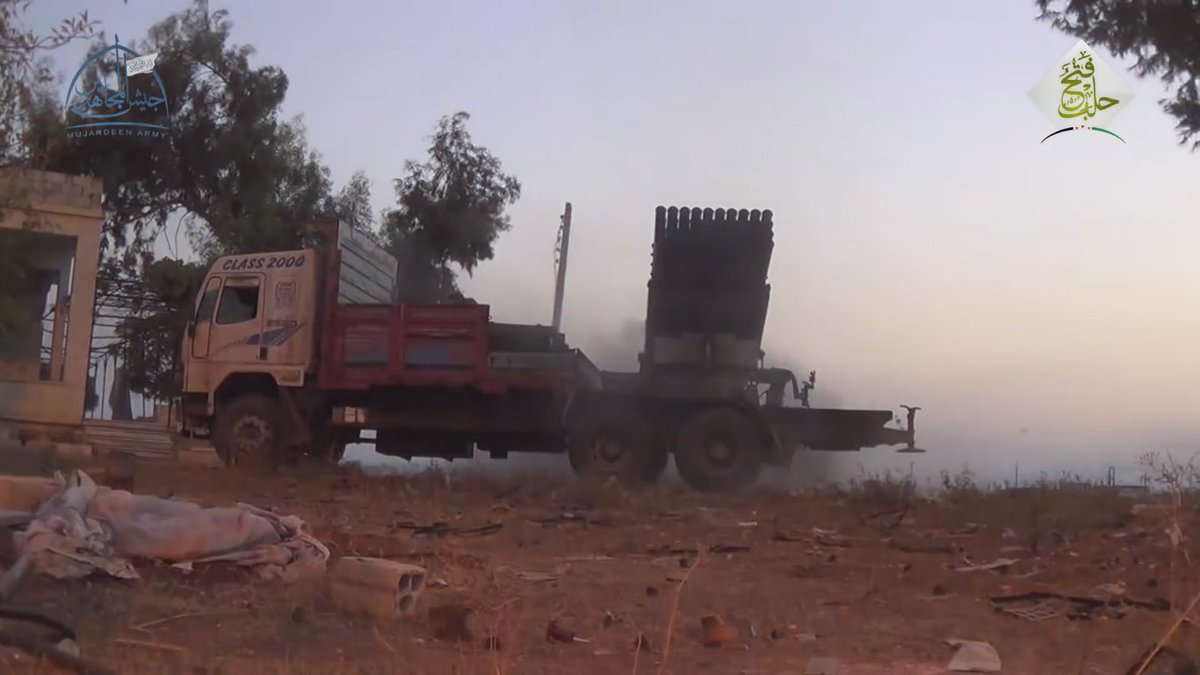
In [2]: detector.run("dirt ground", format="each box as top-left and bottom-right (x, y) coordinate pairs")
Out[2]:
(3, 457), (1199, 675)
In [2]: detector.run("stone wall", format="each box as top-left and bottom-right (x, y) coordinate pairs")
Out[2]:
(0, 168), (102, 214)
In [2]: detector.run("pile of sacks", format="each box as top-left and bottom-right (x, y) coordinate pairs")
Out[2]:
(0, 470), (328, 582)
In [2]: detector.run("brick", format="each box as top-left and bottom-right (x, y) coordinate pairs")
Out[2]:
(328, 557), (426, 621)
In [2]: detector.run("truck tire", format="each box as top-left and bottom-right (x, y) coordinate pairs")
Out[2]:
(673, 407), (763, 493)
(567, 406), (667, 484)
(214, 394), (285, 471)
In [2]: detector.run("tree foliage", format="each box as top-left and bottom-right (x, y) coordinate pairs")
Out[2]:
(382, 112), (521, 301)
(27, 0), (332, 261)
(1036, 0), (1200, 149)
(321, 169), (374, 234)
(4, 2), (522, 402)
(0, 0), (98, 164)
(18, 0), (334, 400)
(103, 257), (206, 401)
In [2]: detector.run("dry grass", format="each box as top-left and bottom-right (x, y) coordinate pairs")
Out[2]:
(3, 454), (1200, 673)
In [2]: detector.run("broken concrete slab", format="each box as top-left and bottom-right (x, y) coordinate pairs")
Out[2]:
(329, 556), (426, 621)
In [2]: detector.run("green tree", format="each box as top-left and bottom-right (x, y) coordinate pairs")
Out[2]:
(321, 169), (375, 234)
(26, 0), (332, 261)
(1035, 0), (1200, 149)
(21, 0), (334, 400)
(382, 112), (521, 301)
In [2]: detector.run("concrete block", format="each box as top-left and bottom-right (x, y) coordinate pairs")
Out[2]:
(329, 557), (426, 621)
(0, 474), (60, 511)
(52, 443), (94, 461)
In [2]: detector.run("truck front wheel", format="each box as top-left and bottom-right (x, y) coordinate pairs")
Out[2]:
(567, 407), (667, 484)
(214, 394), (285, 471)
(673, 407), (764, 493)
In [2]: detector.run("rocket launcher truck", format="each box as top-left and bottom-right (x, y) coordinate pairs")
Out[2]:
(177, 206), (921, 492)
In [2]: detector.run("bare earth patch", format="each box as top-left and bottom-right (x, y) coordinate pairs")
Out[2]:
(1, 460), (1196, 675)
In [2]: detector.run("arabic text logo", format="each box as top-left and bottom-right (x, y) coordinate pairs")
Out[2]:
(1028, 39), (1133, 144)
(64, 35), (169, 140)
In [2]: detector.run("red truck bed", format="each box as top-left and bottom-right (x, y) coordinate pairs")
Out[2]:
(315, 290), (601, 396)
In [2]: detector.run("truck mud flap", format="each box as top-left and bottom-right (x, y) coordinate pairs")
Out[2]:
(761, 407), (914, 452)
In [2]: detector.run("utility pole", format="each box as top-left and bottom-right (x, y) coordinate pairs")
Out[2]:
(552, 202), (572, 331)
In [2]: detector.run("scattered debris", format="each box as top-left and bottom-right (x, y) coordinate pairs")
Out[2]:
(535, 510), (613, 528)
(811, 528), (854, 548)
(890, 536), (953, 555)
(709, 543), (751, 554)
(563, 554), (615, 562)
(990, 591), (1168, 622)
(429, 603), (474, 642)
(699, 614), (740, 648)
(955, 557), (1019, 573)
(545, 620), (589, 644)
(950, 523), (980, 536)
(390, 521), (502, 537)
(516, 571), (559, 583)
(1123, 645), (1198, 675)
(329, 557), (427, 621)
(601, 610), (622, 629)
(946, 638), (1002, 672)
(805, 656), (841, 675)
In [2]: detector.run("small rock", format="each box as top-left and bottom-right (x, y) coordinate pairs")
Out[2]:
(546, 620), (586, 644)
(932, 583), (949, 597)
(645, 585), (659, 597)
(700, 615), (739, 648)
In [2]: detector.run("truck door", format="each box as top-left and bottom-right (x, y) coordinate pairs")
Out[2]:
(190, 277), (223, 360)
(208, 275), (267, 363)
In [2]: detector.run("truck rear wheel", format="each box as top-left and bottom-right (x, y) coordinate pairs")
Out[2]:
(567, 407), (667, 484)
(673, 407), (763, 493)
(214, 394), (285, 471)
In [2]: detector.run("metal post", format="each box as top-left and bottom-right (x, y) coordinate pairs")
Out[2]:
(552, 202), (572, 331)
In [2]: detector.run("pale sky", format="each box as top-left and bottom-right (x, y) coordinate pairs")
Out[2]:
(30, 1), (1200, 484)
